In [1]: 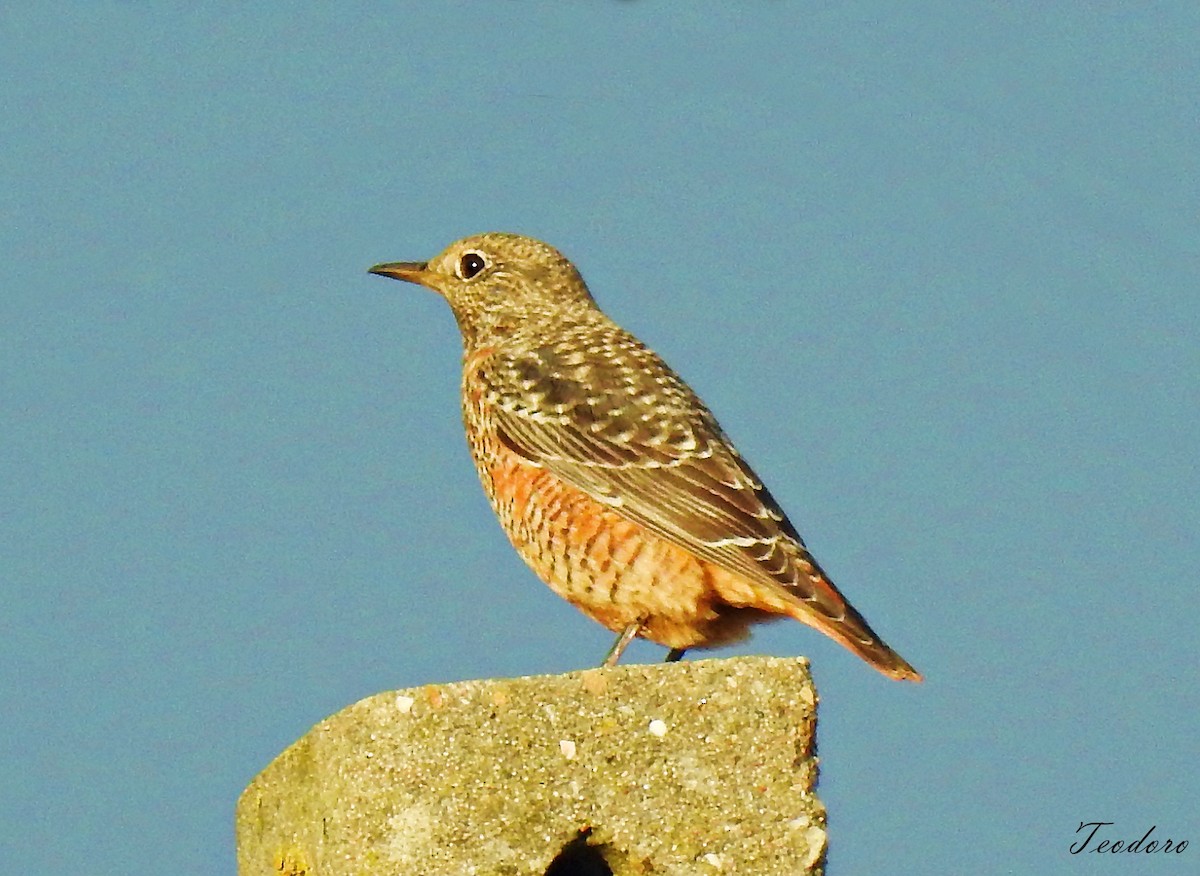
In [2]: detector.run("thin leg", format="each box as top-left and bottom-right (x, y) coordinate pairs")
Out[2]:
(601, 622), (641, 667)
(664, 648), (687, 663)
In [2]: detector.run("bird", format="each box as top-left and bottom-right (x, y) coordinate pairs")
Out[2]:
(369, 233), (921, 682)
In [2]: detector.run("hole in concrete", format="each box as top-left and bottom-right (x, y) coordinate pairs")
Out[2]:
(544, 828), (612, 876)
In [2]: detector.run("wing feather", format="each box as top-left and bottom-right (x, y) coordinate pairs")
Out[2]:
(483, 331), (831, 603)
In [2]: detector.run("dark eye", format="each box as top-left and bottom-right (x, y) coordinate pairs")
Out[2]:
(458, 251), (487, 279)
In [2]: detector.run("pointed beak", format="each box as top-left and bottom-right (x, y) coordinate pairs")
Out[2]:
(368, 261), (432, 286)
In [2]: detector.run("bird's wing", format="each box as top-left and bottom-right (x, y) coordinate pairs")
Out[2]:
(480, 332), (841, 608)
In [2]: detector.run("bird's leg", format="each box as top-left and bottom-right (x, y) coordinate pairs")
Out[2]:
(664, 648), (687, 663)
(601, 622), (642, 667)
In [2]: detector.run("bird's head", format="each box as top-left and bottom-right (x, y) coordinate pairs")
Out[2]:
(370, 232), (597, 347)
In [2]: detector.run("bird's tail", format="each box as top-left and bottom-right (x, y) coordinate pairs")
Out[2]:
(791, 598), (924, 682)
(781, 553), (923, 682)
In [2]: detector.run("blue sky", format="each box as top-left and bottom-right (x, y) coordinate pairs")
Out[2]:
(2, 4), (1197, 874)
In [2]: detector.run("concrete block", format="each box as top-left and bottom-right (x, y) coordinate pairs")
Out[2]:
(237, 655), (824, 875)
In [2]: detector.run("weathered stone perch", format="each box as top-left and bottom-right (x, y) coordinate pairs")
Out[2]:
(236, 655), (825, 875)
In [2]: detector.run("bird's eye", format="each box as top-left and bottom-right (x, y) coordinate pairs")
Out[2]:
(458, 251), (487, 280)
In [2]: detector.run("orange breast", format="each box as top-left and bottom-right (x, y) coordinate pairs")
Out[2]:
(459, 352), (772, 650)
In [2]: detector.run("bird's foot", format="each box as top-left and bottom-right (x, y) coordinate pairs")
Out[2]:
(600, 622), (642, 667)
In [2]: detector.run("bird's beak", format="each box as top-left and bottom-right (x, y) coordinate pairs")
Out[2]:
(368, 261), (435, 288)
